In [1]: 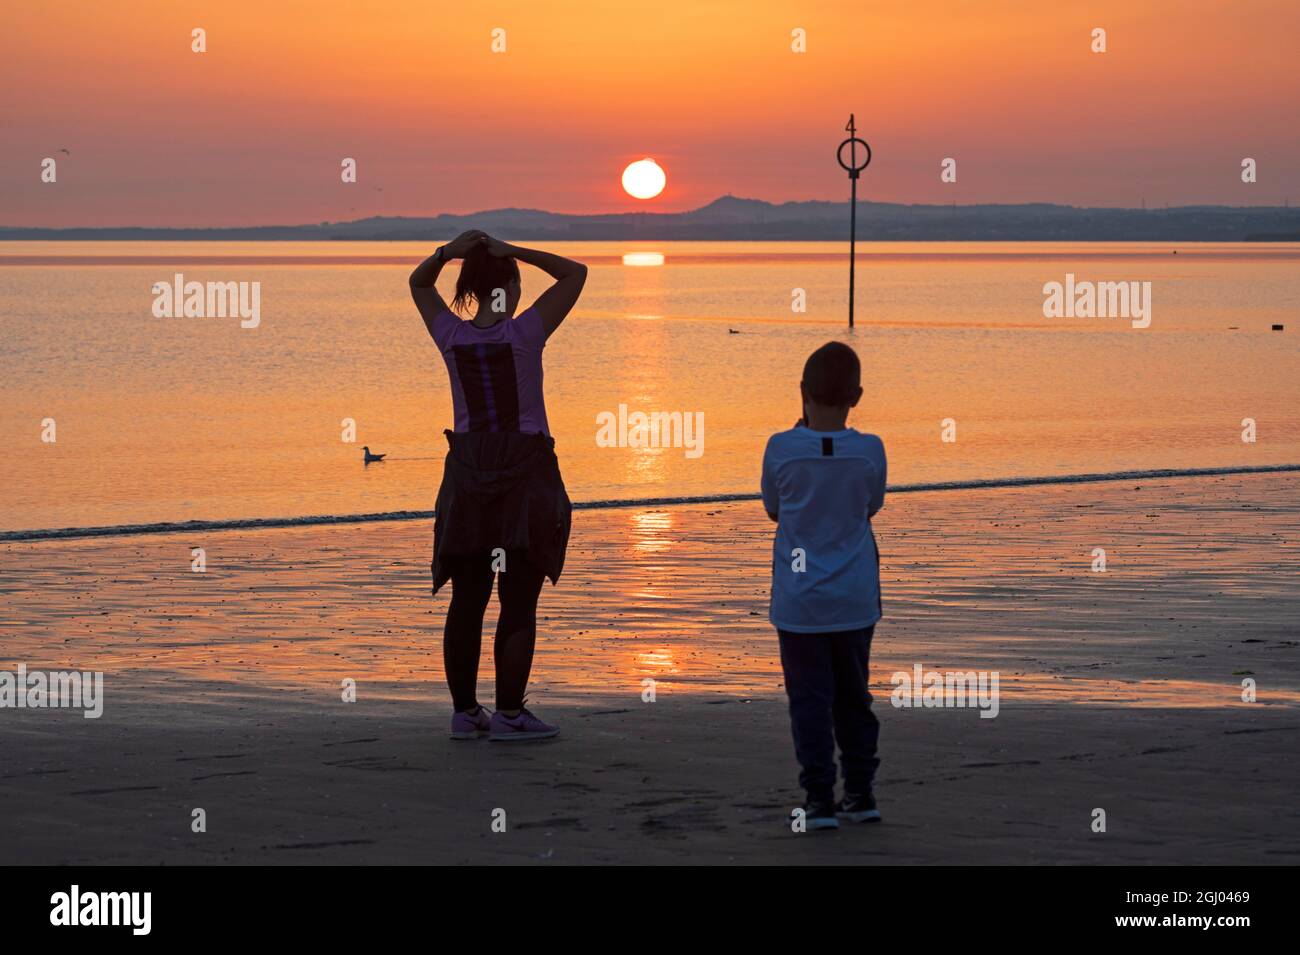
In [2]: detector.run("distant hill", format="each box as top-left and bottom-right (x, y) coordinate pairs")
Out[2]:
(4, 195), (1300, 241)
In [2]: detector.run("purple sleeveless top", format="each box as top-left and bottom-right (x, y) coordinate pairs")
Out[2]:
(430, 307), (550, 436)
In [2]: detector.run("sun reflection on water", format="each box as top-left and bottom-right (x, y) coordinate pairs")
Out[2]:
(630, 509), (673, 555)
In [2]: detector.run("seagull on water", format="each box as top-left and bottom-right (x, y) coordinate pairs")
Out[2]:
(363, 446), (386, 464)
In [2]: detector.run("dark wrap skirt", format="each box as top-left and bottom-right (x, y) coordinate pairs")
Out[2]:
(430, 429), (572, 595)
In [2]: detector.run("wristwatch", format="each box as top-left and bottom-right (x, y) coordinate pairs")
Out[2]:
(433, 245), (447, 263)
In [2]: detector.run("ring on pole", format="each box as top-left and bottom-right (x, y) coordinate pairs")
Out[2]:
(837, 138), (872, 179)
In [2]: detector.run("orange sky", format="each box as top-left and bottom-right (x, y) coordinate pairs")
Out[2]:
(2, 0), (1297, 226)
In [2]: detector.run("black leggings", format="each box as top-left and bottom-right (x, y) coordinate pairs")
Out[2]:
(443, 553), (546, 712)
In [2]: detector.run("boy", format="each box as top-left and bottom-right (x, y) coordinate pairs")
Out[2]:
(761, 342), (887, 831)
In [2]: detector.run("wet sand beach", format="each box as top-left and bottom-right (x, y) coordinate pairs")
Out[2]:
(1, 473), (1297, 864)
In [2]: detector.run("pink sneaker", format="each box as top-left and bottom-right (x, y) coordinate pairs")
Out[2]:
(449, 705), (491, 740)
(489, 707), (559, 742)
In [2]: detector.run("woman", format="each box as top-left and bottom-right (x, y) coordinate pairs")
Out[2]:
(409, 230), (586, 741)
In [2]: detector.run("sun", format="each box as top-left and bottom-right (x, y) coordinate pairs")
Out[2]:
(621, 159), (666, 200)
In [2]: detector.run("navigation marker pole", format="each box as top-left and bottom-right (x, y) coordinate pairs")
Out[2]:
(837, 114), (872, 328)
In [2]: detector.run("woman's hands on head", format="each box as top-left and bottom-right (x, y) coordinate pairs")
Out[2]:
(443, 230), (488, 259)
(443, 231), (515, 261)
(411, 230), (500, 334)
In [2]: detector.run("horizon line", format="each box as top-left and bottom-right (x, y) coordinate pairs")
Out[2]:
(3, 193), (1298, 234)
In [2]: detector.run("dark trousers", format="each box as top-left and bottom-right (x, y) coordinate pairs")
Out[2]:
(443, 552), (546, 712)
(777, 625), (880, 803)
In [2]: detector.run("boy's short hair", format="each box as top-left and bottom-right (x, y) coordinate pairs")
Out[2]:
(801, 342), (861, 407)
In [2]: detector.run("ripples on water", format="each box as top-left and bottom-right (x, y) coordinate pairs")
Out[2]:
(1, 241), (1297, 530)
